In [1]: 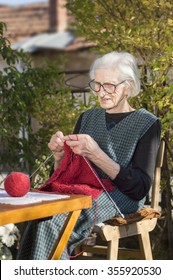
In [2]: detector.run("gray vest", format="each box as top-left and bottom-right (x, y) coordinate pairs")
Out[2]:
(79, 108), (157, 178)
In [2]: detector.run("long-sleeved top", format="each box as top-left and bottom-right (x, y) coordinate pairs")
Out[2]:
(73, 110), (161, 200)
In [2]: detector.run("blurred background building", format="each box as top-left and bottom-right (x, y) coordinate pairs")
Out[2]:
(0, 0), (98, 86)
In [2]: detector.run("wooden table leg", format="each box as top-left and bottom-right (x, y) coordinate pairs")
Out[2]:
(48, 209), (82, 260)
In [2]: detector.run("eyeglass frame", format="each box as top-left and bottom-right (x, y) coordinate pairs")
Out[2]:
(88, 79), (126, 95)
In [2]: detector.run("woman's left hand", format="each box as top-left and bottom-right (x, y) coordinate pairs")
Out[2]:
(64, 134), (100, 159)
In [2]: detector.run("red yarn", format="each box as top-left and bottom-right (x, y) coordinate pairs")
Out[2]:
(4, 172), (30, 197)
(38, 143), (113, 199)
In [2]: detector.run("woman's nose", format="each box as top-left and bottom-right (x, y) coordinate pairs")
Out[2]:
(98, 86), (106, 97)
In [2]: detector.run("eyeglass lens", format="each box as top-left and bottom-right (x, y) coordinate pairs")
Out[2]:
(89, 81), (116, 94)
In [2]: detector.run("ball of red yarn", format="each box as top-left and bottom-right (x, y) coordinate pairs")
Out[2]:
(4, 172), (30, 197)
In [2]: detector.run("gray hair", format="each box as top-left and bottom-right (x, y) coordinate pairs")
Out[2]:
(89, 52), (141, 97)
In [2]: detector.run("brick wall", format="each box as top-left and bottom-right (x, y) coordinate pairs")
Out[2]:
(0, 0), (73, 43)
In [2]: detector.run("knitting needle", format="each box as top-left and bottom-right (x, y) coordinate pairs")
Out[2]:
(82, 156), (125, 218)
(29, 151), (56, 179)
(0, 151), (56, 187)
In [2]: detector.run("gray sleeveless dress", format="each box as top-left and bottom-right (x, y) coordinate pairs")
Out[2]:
(17, 108), (158, 260)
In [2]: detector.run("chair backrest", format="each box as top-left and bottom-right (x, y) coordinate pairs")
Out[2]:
(151, 140), (165, 210)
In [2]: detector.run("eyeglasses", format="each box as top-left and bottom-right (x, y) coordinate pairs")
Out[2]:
(88, 80), (126, 95)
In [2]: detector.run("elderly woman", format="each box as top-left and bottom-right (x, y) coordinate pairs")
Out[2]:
(17, 52), (161, 260)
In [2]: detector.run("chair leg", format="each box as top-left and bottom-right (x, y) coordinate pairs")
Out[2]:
(138, 232), (153, 260)
(107, 238), (119, 260)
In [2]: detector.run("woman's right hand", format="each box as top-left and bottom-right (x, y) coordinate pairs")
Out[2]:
(48, 131), (65, 162)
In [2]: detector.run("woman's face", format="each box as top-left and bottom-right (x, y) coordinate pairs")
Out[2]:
(94, 69), (129, 113)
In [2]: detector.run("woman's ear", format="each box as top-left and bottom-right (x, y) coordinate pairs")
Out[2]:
(123, 82), (130, 97)
(124, 80), (134, 97)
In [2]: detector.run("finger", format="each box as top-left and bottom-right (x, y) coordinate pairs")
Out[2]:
(54, 131), (65, 148)
(55, 131), (65, 141)
(66, 142), (78, 148)
(56, 137), (64, 147)
(48, 142), (58, 151)
(64, 134), (81, 148)
(48, 132), (65, 151)
(64, 134), (78, 141)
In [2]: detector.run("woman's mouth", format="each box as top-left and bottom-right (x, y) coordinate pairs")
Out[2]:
(100, 98), (111, 103)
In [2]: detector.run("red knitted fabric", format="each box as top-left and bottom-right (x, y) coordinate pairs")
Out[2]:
(38, 143), (113, 199)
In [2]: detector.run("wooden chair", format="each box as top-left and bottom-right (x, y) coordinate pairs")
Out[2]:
(78, 140), (165, 260)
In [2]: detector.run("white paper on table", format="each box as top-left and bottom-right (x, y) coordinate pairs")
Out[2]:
(0, 189), (69, 205)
